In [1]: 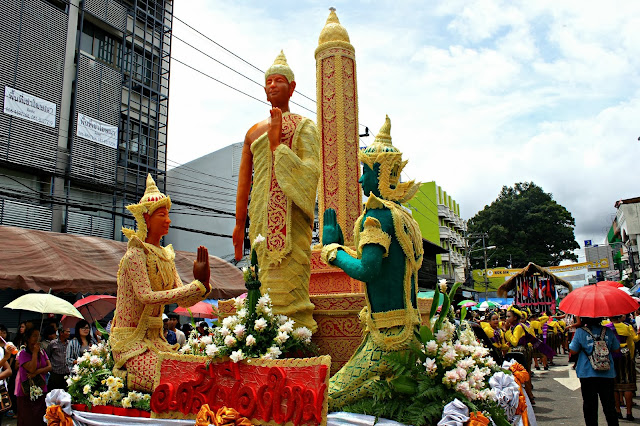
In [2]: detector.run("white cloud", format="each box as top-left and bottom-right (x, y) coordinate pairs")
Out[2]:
(167, 1), (640, 250)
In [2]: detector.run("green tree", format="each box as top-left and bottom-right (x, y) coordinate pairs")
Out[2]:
(468, 182), (579, 269)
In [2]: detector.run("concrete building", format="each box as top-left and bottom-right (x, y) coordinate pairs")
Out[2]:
(1, 0), (173, 240)
(164, 143), (240, 260)
(610, 197), (640, 282)
(405, 181), (467, 283)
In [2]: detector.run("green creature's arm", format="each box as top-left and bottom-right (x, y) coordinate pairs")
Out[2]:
(332, 244), (386, 283)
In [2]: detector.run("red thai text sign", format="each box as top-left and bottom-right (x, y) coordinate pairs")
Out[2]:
(151, 354), (330, 426)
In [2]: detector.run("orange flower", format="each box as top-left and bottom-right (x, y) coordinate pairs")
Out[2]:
(45, 405), (73, 426)
(465, 411), (490, 425)
(215, 406), (252, 425)
(509, 362), (530, 386)
(195, 404), (216, 426)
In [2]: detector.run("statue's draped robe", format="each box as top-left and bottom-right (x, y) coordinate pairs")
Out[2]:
(249, 112), (320, 332)
(111, 237), (207, 391)
(322, 195), (423, 410)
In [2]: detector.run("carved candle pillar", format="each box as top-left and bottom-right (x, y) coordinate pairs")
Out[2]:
(315, 8), (361, 246)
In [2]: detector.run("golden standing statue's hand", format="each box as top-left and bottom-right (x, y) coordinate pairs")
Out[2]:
(268, 107), (283, 151)
(193, 246), (211, 294)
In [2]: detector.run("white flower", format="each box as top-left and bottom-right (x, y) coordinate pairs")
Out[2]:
(122, 397), (132, 408)
(242, 266), (248, 273)
(442, 349), (458, 366)
(90, 344), (100, 355)
(257, 294), (271, 308)
(89, 355), (101, 366)
(199, 335), (213, 345)
(438, 279), (448, 293)
(237, 308), (248, 319)
(425, 340), (438, 355)
(230, 350), (245, 363)
(83, 384), (91, 394)
(179, 344), (191, 353)
(245, 335), (257, 346)
(254, 318), (268, 332)
(205, 344), (220, 357)
(423, 357), (438, 374)
(234, 324), (246, 339)
(90, 396), (102, 406)
(66, 377), (73, 387)
(219, 326), (231, 337)
(234, 297), (246, 310)
(435, 329), (449, 343)
(457, 357), (475, 370)
(292, 327), (312, 343)
(222, 316), (238, 329)
(275, 331), (289, 344)
(72, 364), (80, 374)
(267, 346), (282, 359)
(253, 234), (265, 245)
(224, 335), (237, 347)
(279, 320), (295, 334)
(276, 315), (288, 325)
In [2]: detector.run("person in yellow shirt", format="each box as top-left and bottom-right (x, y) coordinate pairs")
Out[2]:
(530, 312), (548, 370)
(504, 306), (535, 403)
(482, 311), (508, 354)
(607, 315), (640, 420)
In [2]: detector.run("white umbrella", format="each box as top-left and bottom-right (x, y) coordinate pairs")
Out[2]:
(5, 293), (84, 331)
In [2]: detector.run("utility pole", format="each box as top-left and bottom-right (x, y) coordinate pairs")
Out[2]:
(483, 234), (489, 302)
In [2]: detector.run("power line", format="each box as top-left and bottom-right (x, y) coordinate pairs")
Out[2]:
(172, 15), (318, 105)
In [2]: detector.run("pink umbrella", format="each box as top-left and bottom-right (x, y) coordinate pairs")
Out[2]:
(174, 301), (218, 319)
(61, 295), (117, 328)
(461, 301), (477, 308)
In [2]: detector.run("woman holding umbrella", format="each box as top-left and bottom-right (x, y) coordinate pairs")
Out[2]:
(562, 282), (638, 426)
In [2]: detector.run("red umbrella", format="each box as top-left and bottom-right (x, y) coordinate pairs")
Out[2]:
(559, 283), (639, 318)
(600, 281), (623, 288)
(61, 295), (117, 328)
(174, 301), (217, 319)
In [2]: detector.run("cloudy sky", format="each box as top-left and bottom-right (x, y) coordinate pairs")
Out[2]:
(166, 1), (640, 252)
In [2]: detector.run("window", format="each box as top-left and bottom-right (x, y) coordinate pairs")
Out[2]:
(119, 117), (158, 167)
(80, 21), (121, 68)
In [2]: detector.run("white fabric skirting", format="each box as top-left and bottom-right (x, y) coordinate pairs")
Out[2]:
(68, 411), (406, 426)
(70, 411), (196, 426)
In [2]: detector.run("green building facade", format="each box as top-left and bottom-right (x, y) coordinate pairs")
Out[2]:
(404, 181), (467, 283)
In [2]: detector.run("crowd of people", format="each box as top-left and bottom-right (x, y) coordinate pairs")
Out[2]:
(460, 303), (640, 426)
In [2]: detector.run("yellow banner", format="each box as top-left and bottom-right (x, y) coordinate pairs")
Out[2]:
(475, 259), (609, 279)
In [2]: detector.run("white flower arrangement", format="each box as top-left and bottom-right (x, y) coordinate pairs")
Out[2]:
(29, 384), (43, 401)
(65, 340), (152, 411)
(181, 291), (314, 362)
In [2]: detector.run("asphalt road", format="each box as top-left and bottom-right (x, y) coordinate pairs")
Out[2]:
(533, 352), (639, 425)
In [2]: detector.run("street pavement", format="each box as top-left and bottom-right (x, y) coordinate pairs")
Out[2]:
(533, 352), (639, 425)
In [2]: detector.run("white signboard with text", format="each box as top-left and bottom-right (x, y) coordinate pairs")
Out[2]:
(3, 86), (56, 128)
(76, 113), (118, 148)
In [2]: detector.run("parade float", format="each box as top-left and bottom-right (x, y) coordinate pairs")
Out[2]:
(46, 9), (530, 426)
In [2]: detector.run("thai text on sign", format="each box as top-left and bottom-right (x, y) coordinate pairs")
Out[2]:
(3, 86), (56, 128)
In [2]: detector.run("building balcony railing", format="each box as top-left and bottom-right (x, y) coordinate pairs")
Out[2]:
(439, 226), (452, 239)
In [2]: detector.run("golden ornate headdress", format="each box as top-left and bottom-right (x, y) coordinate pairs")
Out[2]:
(122, 174), (172, 241)
(265, 50), (295, 83)
(358, 115), (420, 203)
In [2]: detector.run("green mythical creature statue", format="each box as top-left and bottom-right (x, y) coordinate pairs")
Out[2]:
(321, 115), (424, 411)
